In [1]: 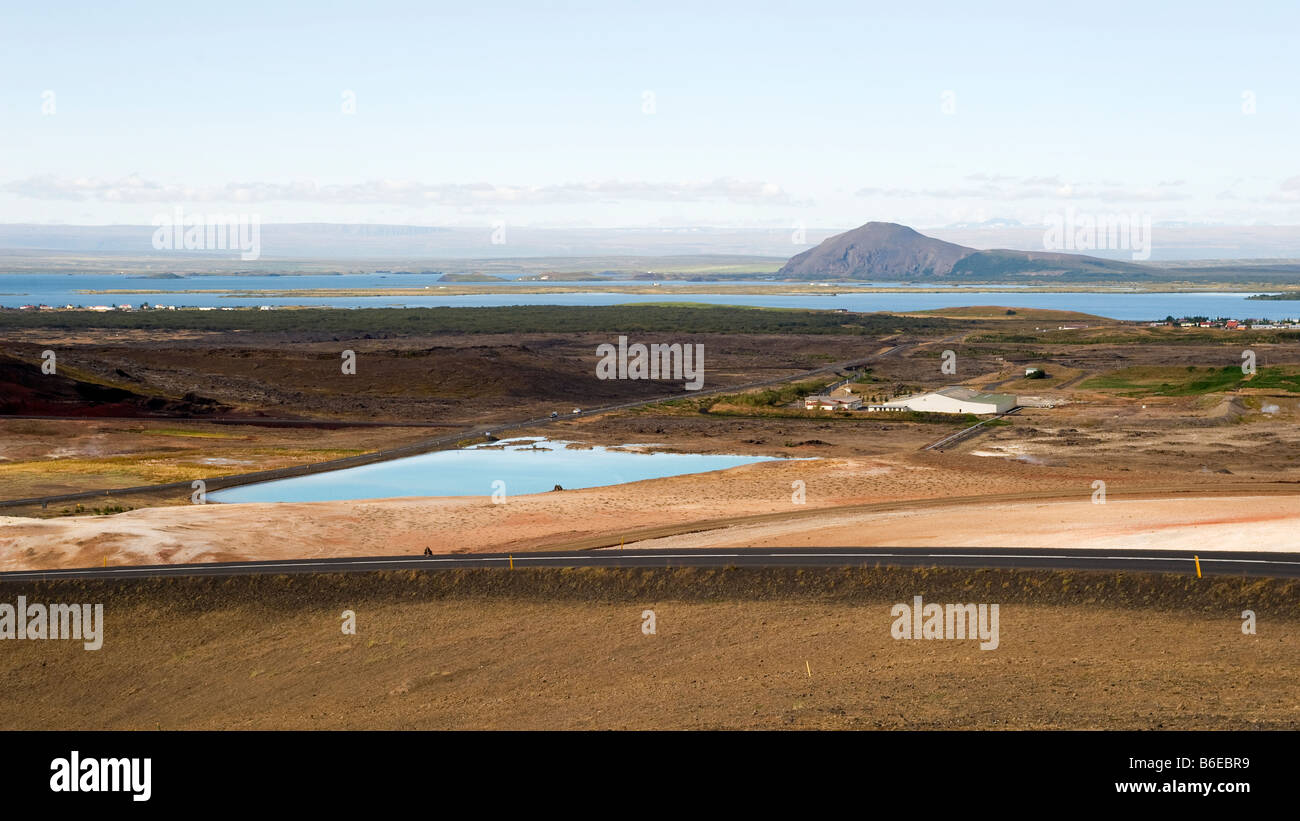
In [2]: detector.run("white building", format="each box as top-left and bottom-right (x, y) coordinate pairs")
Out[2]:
(804, 395), (862, 411)
(866, 386), (1016, 415)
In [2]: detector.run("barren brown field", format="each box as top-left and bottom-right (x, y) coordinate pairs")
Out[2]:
(1, 568), (1295, 730)
(0, 328), (884, 425)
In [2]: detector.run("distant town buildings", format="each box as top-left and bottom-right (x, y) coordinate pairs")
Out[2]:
(9, 303), (269, 312)
(1154, 316), (1300, 329)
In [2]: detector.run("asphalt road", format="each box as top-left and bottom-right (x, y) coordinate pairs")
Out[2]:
(3, 546), (1297, 581)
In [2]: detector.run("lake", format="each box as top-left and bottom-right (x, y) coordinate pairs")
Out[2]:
(2, 271), (1296, 320)
(207, 438), (782, 504)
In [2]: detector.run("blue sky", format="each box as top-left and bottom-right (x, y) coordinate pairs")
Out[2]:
(2, 0), (1298, 228)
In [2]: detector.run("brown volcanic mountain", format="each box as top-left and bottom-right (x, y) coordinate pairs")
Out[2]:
(778, 222), (972, 278)
(778, 221), (1155, 281)
(0, 354), (231, 418)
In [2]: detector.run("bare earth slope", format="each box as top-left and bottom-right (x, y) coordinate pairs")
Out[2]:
(1, 569), (1294, 730)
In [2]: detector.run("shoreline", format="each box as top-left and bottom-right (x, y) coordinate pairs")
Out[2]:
(71, 282), (1300, 297)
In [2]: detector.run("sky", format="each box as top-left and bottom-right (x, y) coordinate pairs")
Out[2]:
(2, 0), (1298, 230)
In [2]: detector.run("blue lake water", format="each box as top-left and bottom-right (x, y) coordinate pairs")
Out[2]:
(1, 272), (1296, 319)
(207, 438), (781, 504)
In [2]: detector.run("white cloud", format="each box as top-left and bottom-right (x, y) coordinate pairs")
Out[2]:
(855, 175), (1190, 202)
(1262, 176), (1300, 202)
(1, 175), (795, 207)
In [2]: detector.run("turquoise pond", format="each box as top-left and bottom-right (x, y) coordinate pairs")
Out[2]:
(207, 439), (782, 504)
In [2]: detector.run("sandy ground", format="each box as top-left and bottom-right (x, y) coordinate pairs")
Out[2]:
(3, 593), (1295, 730)
(624, 495), (1300, 551)
(3, 447), (1298, 569)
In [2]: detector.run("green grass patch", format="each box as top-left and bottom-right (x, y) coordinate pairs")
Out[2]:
(1245, 369), (1300, 392)
(1081, 365), (1300, 396)
(139, 428), (241, 439)
(711, 378), (834, 408)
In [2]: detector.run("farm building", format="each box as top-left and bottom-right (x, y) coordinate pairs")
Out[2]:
(866, 386), (1015, 415)
(804, 395), (862, 411)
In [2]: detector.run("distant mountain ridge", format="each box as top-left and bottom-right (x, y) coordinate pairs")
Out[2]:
(779, 221), (1156, 281)
(3, 222), (1300, 261)
(780, 222), (971, 278)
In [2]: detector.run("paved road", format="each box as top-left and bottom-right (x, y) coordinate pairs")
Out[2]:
(3, 546), (1297, 580)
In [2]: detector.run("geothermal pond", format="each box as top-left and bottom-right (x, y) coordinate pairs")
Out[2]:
(207, 438), (781, 504)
